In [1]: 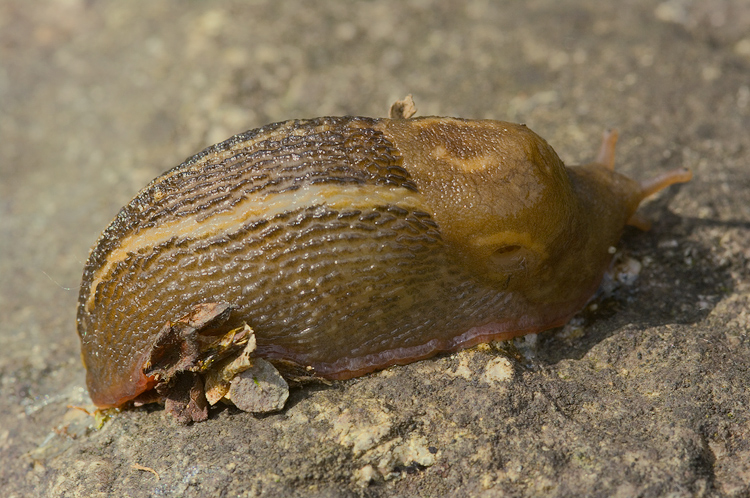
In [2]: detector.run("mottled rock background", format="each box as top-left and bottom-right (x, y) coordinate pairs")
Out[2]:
(1, 1), (749, 496)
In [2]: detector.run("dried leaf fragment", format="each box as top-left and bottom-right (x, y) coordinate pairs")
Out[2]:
(132, 463), (160, 480)
(389, 94), (417, 119)
(138, 302), (252, 423)
(204, 324), (257, 405)
(163, 372), (208, 423)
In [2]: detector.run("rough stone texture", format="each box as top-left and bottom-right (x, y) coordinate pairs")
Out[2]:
(228, 359), (289, 414)
(1, 0), (749, 496)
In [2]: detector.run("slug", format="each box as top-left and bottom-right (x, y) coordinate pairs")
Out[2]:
(77, 107), (691, 412)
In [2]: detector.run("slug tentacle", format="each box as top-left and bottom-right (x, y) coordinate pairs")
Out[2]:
(638, 167), (694, 202)
(625, 212), (654, 231)
(624, 167), (693, 230)
(77, 108), (692, 414)
(594, 129), (618, 170)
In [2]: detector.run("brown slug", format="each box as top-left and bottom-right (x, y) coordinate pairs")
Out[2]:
(77, 109), (692, 410)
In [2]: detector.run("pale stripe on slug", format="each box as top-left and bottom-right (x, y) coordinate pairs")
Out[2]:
(84, 183), (426, 314)
(80, 116), (416, 313)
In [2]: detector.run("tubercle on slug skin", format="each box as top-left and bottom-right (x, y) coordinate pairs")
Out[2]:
(77, 109), (692, 411)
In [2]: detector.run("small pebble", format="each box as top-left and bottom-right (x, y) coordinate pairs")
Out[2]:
(227, 358), (289, 413)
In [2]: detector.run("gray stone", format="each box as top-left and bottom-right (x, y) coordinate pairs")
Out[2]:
(2, 0), (749, 496)
(227, 359), (289, 414)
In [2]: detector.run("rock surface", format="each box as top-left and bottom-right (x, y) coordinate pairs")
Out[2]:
(1, 0), (749, 496)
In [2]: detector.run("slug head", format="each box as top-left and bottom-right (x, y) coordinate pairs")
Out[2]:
(530, 129), (692, 304)
(383, 120), (692, 306)
(574, 130), (693, 231)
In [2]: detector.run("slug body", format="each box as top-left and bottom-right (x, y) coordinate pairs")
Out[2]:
(77, 115), (691, 408)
